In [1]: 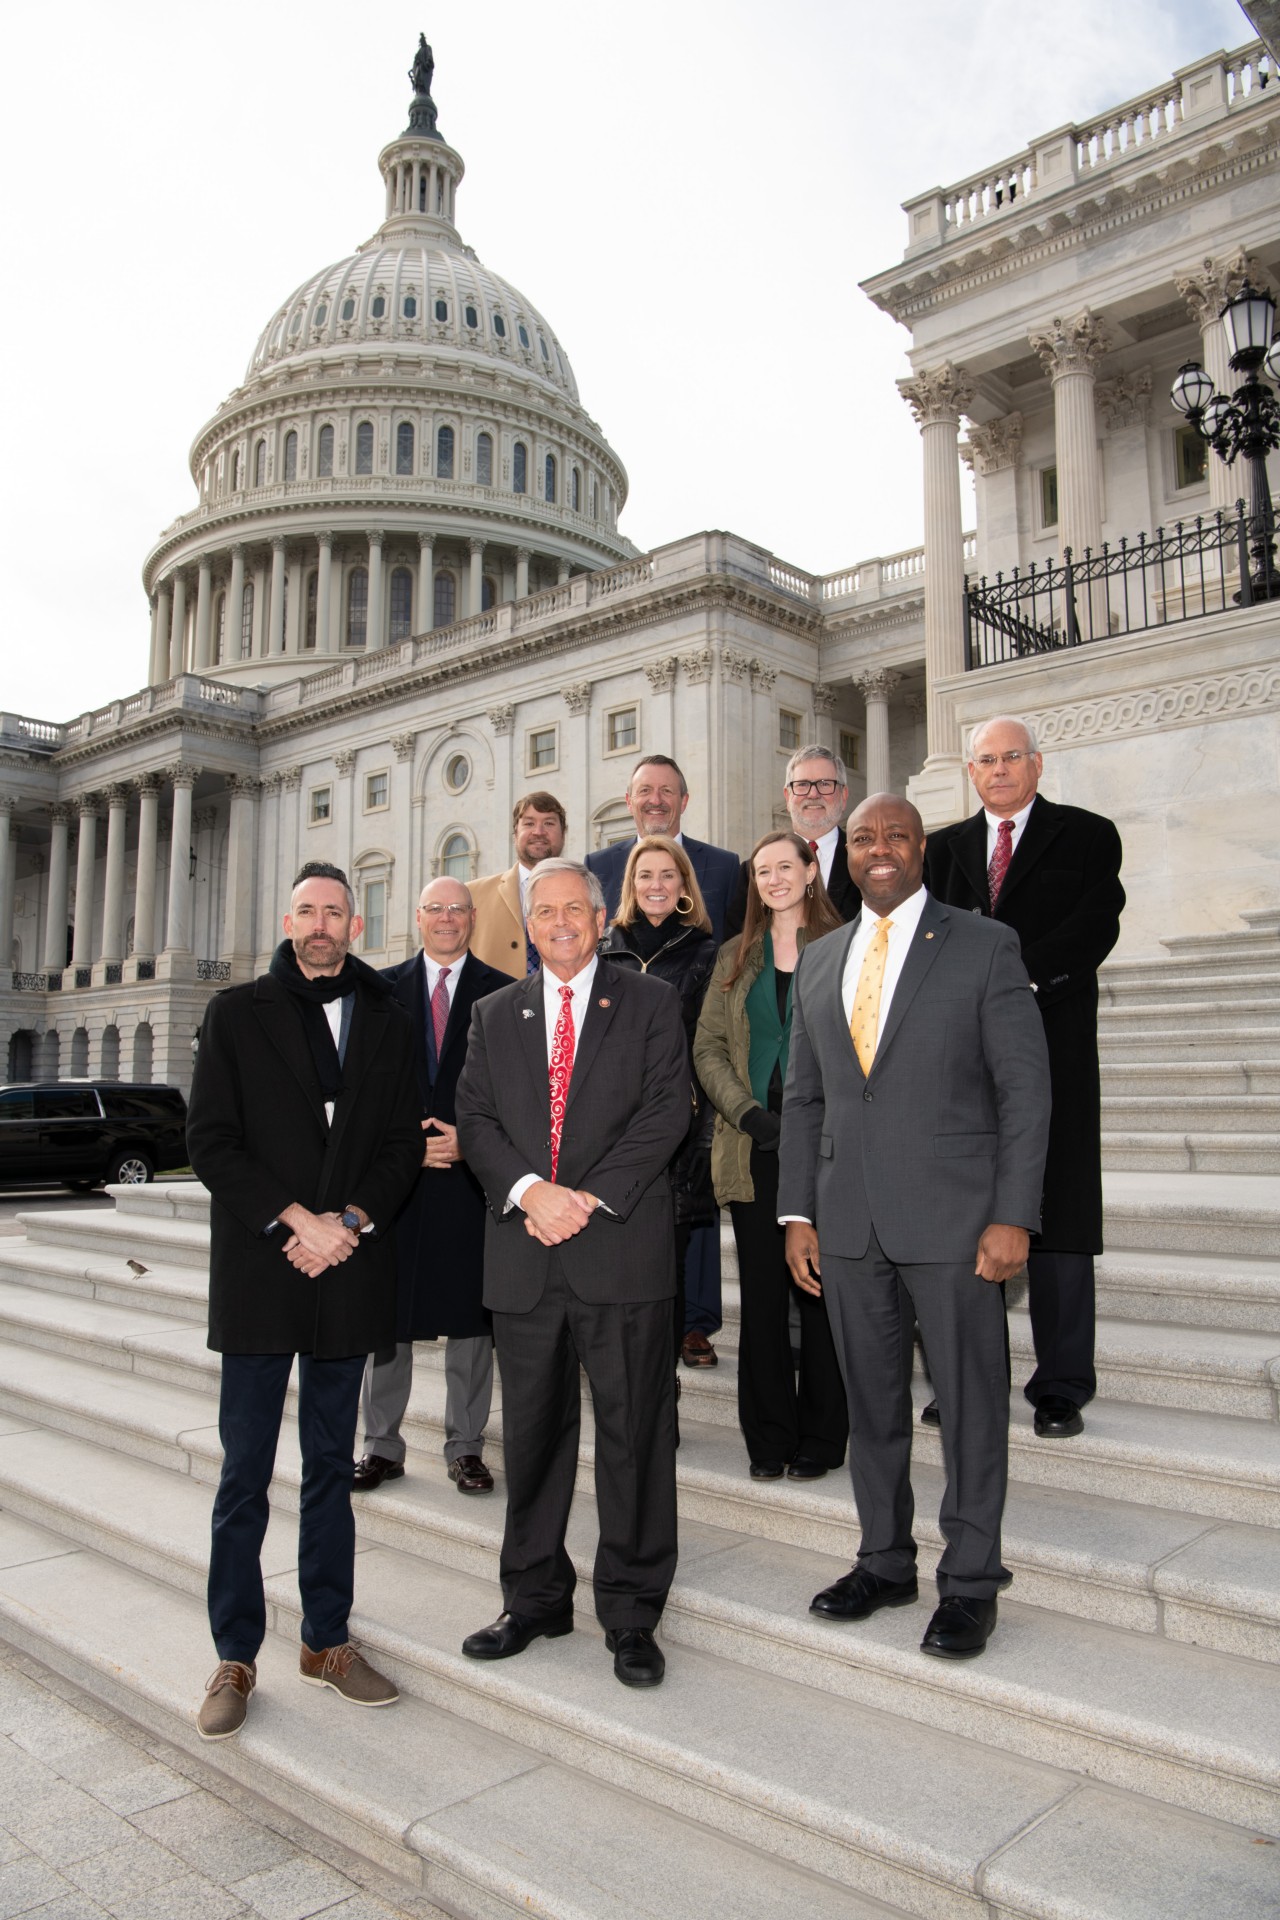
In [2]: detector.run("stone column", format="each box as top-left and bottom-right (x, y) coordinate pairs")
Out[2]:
(267, 538), (286, 655)
(316, 533), (334, 652)
(71, 798), (100, 969)
(152, 582), (172, 685)
(164, 767), (200, 952)
(1029, 310), (1110, 635)
(556, 560), (571, 586)
(367, 530), (385, 649)
(515, 547), (530, 600)
(1176, 252), (1259, 519)
(99, 785), (130, 967)
(43, 805), (72, 973)
(811, 682), (836, 753)
(220, 777), (260, 969)
(898, 362), (972, 826)
(193, 557), (214, 671)
(131, 775), (161, 965)
(466, 538), (484, 617)
(0, 797), (17, 979)
(857, 671), (901, 796)
(227, 545), (246, 662)
(563, 681), (592, 850)
(168, 572), (188, 678)
(416, 534), (434, 631)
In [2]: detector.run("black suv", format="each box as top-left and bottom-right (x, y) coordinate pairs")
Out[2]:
(0, 1082), (188, 1189)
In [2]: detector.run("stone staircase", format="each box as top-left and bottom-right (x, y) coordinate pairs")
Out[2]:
(0, 917), (1276, 1916)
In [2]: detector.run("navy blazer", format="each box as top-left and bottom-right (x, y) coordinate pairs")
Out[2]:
(586, 833), (741, 944)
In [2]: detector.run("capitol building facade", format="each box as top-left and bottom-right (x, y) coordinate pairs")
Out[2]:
(1, 36), (1278, 1092)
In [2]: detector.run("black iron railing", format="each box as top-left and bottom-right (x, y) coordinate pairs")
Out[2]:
(965, 501), (1277, 669)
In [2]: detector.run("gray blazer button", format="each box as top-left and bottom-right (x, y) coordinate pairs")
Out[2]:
(863, 1090), (873, 1102)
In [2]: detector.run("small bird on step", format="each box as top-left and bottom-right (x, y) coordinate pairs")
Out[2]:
(126, 1259), (149, 1275)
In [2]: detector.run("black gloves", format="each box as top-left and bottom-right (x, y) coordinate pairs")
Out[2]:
(740, 1107), (782, 1151)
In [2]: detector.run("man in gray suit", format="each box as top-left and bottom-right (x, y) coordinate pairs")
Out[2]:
(780, 795), (1050, 1659)
(455, 858), (689, 1687)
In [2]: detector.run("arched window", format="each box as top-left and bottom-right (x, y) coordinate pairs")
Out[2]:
(544, 453), (557, 503)
(433, 570), (456, 628)
(132, 1023), (153, 1082)
(70, 1028), (89, 1076)
(355, 421), (374, 475)
(240, 581), (254, 658)
(476, 432), (493, 486)
(419, 174), (428, 211)
(347, 568), (369, 647)
(436, 424), (454, 479)
(403, 294), (417, 319)
(317, 424), (334, 477)
(464, 304), (478, 330)
(371, 294), (386, 319)
(513, 441), (527, 494)
(283, 430), (298, 481)
(253, 439), (266, 487)
(214, 592), (226, 663)
(441, 833), (471, 879)
(304, 572), (318, 648)
(100, 1025), (120, 1079)
(396, 422), (415, 475)
(434, 297), (448, 322)
(389, 567), (413, 642)
(571, 466), (581, 512)
(591, 478), (599, 519)
(231, 450), (241, 490)
(481, 576), (496, 612)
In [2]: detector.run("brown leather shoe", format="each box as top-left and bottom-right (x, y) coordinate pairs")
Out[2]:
(298, 1640), (398, 1706)
(681, 1330), (718, 1368)
(196, 1659), (256, 1740)
(448, 1454), (495, 1493)
(352, 1454), (405, 1491)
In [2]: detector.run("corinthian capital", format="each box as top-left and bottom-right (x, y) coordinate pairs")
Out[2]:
(1028, 310), (1112, 380)
(963, 411), (1023, 475)
(857, 669), (901, 704)
(1095, 371), (1151, 430)
(1175, 251), (1276, 330)
(897, 363), (974, 427)
(563, 681), (592, 715)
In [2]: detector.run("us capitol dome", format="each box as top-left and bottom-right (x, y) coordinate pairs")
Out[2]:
(141, 37), (635, 688)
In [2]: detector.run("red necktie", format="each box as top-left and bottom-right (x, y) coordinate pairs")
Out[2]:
(548, 984), (575, 1182)
(431, 966), (451, 1058)
(808, 839), (819, 855)
(988, 819), (1014, 909)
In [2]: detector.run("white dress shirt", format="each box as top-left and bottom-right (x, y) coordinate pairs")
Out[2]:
(322, 998), (343, 1126)
(508, 955), (600, 1210)
(984, 800), (1034, 865)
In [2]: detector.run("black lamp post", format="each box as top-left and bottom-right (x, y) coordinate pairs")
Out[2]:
(1171, 281), (1280, 601)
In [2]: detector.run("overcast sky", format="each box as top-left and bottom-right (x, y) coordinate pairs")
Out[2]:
(0, 0), (1248, 719)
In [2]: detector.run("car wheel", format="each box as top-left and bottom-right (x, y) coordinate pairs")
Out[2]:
(106, 1150), (153, 1186)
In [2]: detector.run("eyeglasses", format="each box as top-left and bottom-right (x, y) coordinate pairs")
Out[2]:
(973, 752), (1030, 768)
(421, 904), (472, 918)
(787, 778), (840, 796)
(530, 902), (593, 922)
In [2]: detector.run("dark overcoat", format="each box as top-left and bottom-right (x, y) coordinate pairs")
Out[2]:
(381, 949), (514, 1340)
(187, 967), (422, 1358)
(586, 835), (741, 944)
(923, 793), (1124, 1252)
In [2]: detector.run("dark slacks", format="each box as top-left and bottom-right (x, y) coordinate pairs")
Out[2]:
(822, 1231), (1009, 1599)
(730, 1144), (848, 1469)
(492, 1260), (677, 1630)
(682, 1220), (723, 1337)
(208, 1351), (366, 1661)
(1024, 1249), (1097, 1409)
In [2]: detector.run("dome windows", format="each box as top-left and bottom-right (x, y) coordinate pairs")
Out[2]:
(231, 450), (241, 491)
(433, 570), (456, 628)
(538, 335), (550, 362)
(476, 432), (493, 486)
(317, 425), (334, 477)
(253, 440), (267, 488)
(396, 422), (415, 475)
(304, 572), (318, 649)
(492, 313), (507, 338)
(403, 294), (417, 319)
(513, 441), (528, 495)
(240, 582), (254, 657)
(434, 297), (448, 322)
(341, 296), (356, 322)
(371, 293), (387, 319)
(283, 431), (298, 482)
(544, 453), (557, 503)
(347, 568), (369, 647)
(464, 303), (479, 330)
(389, 567), (414, 642)
(288, 310), (303, 336)
(315, 303), (328, 328)
(436, 425), (455, 479)
(571, 466), (581, 512)
(517, 323), (530, 350)
(355, 421), (374, 475)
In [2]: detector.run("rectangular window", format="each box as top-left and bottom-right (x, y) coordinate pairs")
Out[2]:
(1174, 425), (1209, 490)
(606, 706), (637, 754)
(1039, 465), (1059, 529)
(839, 729), (861, 774)
(779, 709), (801, 753)
(363, 880), (386, 951)
(365, 770), (389, 811)
(309, 786), (332, 825)
(528, 726), (558, 771)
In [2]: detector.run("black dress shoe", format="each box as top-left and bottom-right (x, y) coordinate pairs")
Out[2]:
(920, 1595), (998, 1658)
(352, 1454), (405, 1491)
(448, 1454), (495, 1493)
(1033, 1395), (1084, 1438)
(750, 1460), (786, 1480)
(461, 1610), (574, 1660)
(605, 1627), (665, 1687)
(786, 1458), (828, 1480)
(810, 1566), (919, 1619)
(920, 1400), (940, 1427)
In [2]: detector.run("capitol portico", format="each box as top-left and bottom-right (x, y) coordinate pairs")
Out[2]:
(1, 33), (1278, 1094)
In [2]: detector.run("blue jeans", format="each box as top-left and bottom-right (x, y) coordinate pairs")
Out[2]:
(208, 1351), (366, 1661)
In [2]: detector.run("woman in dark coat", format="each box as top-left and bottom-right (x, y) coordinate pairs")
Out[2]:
(602, 834), (719, 1363)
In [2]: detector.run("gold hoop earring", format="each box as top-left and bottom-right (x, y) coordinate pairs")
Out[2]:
(677, 891), (694, 916)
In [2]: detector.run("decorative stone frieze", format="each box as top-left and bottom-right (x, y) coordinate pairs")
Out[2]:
(897, 362), (974, 427)
(962, 412), (1023, 474)
(1022, 663), (1280, 749)
(1095, 372), (1151, 430)
(1028, 310), (1111, 381)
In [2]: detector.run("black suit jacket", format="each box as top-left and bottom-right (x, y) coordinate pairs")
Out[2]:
(187, 966), (422, 1357)
(923, 793), (1124, 1250)
(587, 834), (740, 944)
(381, 950), (513, 1339)
(455, 959), (690, 1312)
(724, 825), (862, 939)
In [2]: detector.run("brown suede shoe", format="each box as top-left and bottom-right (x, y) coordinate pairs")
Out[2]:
(448, 1454), (495, 1493)
(299, 1640), (398, 1706)
(196, 1659), (256, 1740)
(681, 1330), (718, 1368)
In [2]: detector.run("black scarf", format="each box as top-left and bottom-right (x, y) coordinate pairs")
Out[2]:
(268, 940), (362, 1103)
(625, 913), (686, 963)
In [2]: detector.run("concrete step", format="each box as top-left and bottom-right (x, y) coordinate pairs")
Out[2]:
(0, 1512), (898, 1920)
(1099, 966), (1280, 1007)
(1101, 1132), (1280, 1176)
(1101, 1172), (1280, 1258)
(1, 1453), (1279, 1899)
(0, 1239), (208, 1322)
(13, 1203), (211, 1271)
(1101, 1094), (1280, 1134)
(1093, 1250), (1280, 1331)
(1097, 997), (1280, 1035)
(1099, 1026), (1280, 1062)
(1100, 1060), (1280, 1097)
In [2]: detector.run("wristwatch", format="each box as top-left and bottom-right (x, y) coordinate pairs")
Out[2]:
(339, 1208), (362, 1232)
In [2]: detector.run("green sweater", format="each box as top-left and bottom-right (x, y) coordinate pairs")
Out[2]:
(745, 932), (793, 1109)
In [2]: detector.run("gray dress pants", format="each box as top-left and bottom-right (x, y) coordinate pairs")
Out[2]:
(360, 1335), (494, 1465)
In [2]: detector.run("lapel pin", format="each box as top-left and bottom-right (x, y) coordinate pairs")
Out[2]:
(598, 996), (611, 1008)
(521, 1008), (535, 1019)
(925, 932), (935, 940)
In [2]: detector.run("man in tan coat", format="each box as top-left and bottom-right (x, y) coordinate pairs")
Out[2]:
(469, 791), (567, 976)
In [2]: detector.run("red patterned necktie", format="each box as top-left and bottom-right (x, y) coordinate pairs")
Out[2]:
(988, 819), (1014, 909)
(430, 966), (451, 1058)
(808, 839), (819, 855)
(548, 983), (575, 1182)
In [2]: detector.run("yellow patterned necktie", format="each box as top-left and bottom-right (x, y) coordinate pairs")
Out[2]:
(850, 918), (893, 1076)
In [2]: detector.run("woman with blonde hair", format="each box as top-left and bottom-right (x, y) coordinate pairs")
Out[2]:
(693, 832), (848, 1479)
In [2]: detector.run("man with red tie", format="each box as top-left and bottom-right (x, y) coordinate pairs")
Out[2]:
(455, 858), (689, 1687)
(923, 716), (1125, 1439)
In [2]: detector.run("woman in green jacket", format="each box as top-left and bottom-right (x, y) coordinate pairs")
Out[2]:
(693, 831), (848, 1480)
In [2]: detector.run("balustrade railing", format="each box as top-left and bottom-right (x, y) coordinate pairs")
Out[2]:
(196, 959), (232, 982)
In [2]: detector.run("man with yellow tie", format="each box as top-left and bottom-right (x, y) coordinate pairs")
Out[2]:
(779, 795), (1050, 1660)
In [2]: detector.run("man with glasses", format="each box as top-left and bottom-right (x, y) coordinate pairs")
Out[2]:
(923, 715), (1124, 1440)
(726, 744), (861, 936)
(354, 877), (513, 1495)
